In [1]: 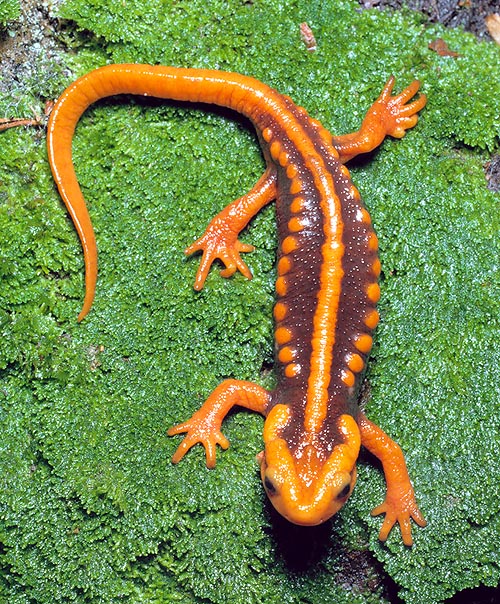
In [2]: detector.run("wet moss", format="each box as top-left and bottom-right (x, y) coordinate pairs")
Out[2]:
(0, 0), (19, 26)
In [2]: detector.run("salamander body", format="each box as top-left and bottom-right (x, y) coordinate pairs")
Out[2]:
(47, 65), (427, 544)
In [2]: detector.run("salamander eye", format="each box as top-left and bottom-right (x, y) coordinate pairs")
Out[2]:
(337, 483), (351, 500)
(264, 476), (278, 497)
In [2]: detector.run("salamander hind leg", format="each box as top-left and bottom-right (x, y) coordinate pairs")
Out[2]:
(357, 413), (426, 546)
(186, 168), (277, 290)
(332, 76), (427, 163)
(168, 379), (270, 468)
(371, 75), (427, 139)
(185, 225), (256, 291)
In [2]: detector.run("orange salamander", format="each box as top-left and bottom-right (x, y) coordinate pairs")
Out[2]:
(47, 65), (427, 545)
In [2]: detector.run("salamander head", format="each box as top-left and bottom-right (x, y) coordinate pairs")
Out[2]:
(258, 406), (361, 525)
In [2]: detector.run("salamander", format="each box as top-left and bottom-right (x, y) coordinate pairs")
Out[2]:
(47, 65), (427, 545)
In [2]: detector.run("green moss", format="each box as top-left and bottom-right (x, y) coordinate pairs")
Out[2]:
(1, 0), (499, 602)
(0, 0), (19, 26)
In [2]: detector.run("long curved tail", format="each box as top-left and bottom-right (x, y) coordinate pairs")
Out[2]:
(47, 64), (274, 320)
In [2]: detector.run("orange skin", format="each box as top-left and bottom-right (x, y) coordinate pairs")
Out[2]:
(47, 66), (427, 545)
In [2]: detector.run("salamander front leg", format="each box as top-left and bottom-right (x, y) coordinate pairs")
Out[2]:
(168, 379), (270, 468)
(186, 167), (277, 290)
(357, 413), (426, 546)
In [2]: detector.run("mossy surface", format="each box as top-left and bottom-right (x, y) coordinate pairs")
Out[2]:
(0, 0), (19, 26)
(0, 1), (499, 602)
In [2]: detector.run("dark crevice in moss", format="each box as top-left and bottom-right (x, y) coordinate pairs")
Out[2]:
(485, 155), (500, 192)
(359, 0), (499, 40)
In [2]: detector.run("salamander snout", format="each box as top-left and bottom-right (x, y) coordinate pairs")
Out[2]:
(258, 416), (361, 525)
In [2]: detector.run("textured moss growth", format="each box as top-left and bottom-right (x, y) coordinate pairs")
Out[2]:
(0, 1), (499, 602)
(0, 0), (19, 26)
